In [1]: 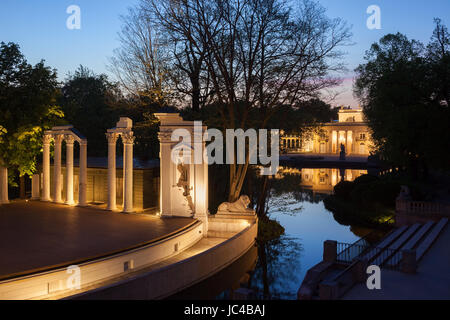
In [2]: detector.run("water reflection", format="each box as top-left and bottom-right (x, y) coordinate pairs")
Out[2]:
(170, 166), (373, 300)
(276, 167), (368, 195)
(250, 236), (303, 299)
(246, 167), (372, 299)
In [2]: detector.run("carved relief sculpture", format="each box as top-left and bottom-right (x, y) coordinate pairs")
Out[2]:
(176, 159), (194, 213)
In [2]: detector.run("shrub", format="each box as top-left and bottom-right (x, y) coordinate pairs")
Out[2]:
(350, 180), (401, 208)
(333, 181), (355, 199)
(353, 174), (379, 186)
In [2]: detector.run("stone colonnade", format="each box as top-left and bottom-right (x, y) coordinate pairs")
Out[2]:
(282, 129), (362, 154)
(106, 117), (135, 213)
(41, 126), (88, 206)
(282, 136), (301, 150)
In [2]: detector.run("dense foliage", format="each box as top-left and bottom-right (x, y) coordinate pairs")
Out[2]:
(60, 66), (122, 157)
(60, 66), (161, 160)
(354, 19), (450, 178)
(324, 174), (397, 227)
(0, 42), (64, 185)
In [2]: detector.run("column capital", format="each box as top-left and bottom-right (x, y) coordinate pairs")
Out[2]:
(79, 139), (87, 147)
(122, 131), (135, 145)
(64, 134), (76, 145)
(106, 132), (119, 144)
(158, 130), (173, 142)
(54, 134), (64, 144)
(43, 134), (53, 145)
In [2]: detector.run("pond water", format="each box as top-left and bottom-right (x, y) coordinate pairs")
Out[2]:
(170, 167), (373, 300)
(249, 192), (365, 299)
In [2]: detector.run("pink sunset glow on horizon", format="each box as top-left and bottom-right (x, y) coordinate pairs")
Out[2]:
(327, 77), (359, 108)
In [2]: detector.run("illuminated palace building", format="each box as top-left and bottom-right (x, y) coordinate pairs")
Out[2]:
(281, 107), (373, 155)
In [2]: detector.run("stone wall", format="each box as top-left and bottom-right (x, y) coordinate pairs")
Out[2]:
(41, 166), (159, 212)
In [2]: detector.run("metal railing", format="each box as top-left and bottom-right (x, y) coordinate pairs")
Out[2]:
(368, 247), (402, 271)
(336, 242), (403, 271)
(336, 237), (371, 263)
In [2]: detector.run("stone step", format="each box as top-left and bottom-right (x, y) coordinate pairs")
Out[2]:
(416, 218), (448, 261)
(402, 221), (435, 251)
(384, 223), (421, 266)
(389, 223), (421, 251)
(363, 225), (408, 261)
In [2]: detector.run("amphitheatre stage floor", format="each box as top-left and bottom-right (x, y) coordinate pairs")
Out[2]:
(0, 201), (195, 280)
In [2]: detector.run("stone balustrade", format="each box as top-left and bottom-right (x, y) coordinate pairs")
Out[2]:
(396, 199), (450, 216)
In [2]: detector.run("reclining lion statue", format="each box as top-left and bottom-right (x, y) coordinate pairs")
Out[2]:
(217, 195), (255, 215)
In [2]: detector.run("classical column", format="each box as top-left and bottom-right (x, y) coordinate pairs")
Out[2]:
(78, 141), (88, 206)
(31, 174), (40, 200)
(106, 132), (118, 211)
(53, 135), (63, 203)
(339, 131), (345, 152)
(65, 135), (75, 205)
(0, 164), (9, 204)
(194, 125), (209, 233)
(336, 131), (340, 153)
(344, 131), (347, 151)
(42, 134), (52, 201)
(158, 130), (173, 217)
(346, 131), (352, 155)
(122, 132), (135, 213)
(332, 131), (337, 153)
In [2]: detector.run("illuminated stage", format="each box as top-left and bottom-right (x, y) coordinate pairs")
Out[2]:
(0, 201), (195, 280)
(0, 201), (257, 300)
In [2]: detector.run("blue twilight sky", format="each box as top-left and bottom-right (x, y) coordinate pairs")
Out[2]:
(1, 0), (449, 106)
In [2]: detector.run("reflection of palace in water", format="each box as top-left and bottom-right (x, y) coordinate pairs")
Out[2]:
(281, 107), (373, 155)
(277, 167), (368, 194)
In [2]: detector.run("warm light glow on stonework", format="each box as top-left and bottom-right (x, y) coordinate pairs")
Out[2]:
(281, 108), (373, 155)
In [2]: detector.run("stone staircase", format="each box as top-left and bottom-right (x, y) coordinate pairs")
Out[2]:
(365, 218), (448, 269)
(416, 218), (448, 260)
(298, 218), (449, 300)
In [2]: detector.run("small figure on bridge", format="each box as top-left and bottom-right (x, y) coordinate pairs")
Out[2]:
(339, 143), (346, 161)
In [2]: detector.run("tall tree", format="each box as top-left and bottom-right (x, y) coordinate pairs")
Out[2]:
(426, 18), (450, 106)
(354, 20), (450, 177)
(61, 66), (121, 157)
(0, 42), (64, 196)
(424, 19), (450, 171)
(109, 7), (170, 106)
(141, 0), (352, 201)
